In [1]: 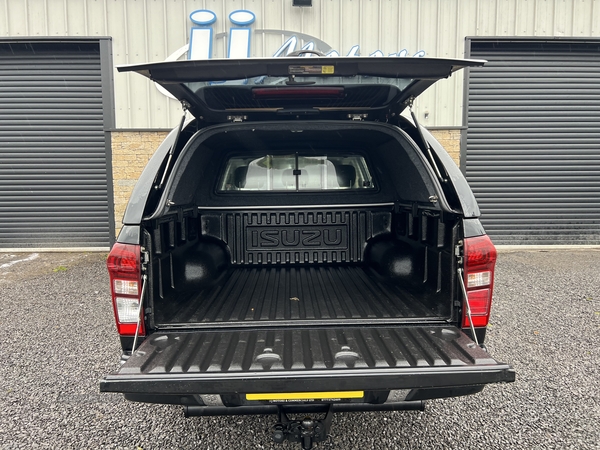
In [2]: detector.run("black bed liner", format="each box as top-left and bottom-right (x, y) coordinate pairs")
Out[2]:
(155, 266), (448, 327)
(100, 325), (515, 395)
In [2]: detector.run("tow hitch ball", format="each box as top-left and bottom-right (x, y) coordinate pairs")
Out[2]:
(272, 406), (333, 449)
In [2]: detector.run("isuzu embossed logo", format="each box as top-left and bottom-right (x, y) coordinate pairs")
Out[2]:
(247, 225), (348, 250)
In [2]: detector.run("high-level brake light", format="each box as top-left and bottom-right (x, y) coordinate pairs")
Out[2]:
(252, 87), (345, 99)
(462, 235), (497, 328)
(107, 243), (144, 336)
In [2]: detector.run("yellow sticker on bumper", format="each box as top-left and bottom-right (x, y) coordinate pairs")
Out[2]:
(246, 391), (364, 401)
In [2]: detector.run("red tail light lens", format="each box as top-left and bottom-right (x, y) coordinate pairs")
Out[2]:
(107, 243), (144, 336)
(462, 235), (497, 328)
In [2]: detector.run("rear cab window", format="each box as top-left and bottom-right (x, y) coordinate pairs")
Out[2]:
(219, 154), (375, 192)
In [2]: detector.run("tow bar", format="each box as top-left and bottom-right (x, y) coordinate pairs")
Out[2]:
(272, 405), (333, 449)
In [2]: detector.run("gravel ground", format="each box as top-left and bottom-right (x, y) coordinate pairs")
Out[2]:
(0, 250), (598, 449)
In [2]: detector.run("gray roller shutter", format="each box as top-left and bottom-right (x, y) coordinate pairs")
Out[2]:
(464, 39), (600, 245)
(0, 40), (114, 248)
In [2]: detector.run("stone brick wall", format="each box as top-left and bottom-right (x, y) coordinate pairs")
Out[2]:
(111, 131), (169, 235)
(430, 129), (461, 166)
(109, 128), (461, 237)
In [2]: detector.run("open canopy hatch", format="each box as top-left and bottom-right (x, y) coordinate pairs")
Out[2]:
(118, 57), (485, 122)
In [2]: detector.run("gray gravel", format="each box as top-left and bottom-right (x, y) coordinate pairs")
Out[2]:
(0, 250), (598, 449)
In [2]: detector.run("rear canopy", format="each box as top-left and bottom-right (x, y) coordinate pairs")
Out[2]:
(118, 57), (485, 121)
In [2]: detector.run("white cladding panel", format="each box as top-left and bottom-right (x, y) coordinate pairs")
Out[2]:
(1, 0), (599, 128)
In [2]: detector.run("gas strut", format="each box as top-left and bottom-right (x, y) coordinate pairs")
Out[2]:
(406, 96), (446, 183)
(155, 100), (190, 190)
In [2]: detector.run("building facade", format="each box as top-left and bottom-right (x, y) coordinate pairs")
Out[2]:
(1, 0), (599, 247)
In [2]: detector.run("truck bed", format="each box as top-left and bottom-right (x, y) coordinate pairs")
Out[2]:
(154, 265), (449, 327)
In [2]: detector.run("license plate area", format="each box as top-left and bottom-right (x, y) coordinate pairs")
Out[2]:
(246, 391), (364, 403)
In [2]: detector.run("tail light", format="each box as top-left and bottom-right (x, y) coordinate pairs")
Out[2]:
(462, 235), (497, 328)
(106, 243), (144, 336)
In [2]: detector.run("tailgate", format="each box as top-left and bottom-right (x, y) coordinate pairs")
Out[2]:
(100, 325), (514, 395)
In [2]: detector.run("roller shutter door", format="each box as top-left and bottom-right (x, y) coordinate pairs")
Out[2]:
(465, 39), (600, 245)
(0, 40), (113, 249)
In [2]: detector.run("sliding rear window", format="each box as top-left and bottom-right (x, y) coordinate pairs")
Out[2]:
(219, 154), (375, 192)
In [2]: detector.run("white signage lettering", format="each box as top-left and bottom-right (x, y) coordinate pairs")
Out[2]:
(157, 9), (426, 98)
(186, 8), (425, 60)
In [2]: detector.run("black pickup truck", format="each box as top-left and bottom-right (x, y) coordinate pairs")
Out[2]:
(100, 56), (515, 449)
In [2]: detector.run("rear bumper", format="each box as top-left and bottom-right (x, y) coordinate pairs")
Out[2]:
(119, 385), (486, 410)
